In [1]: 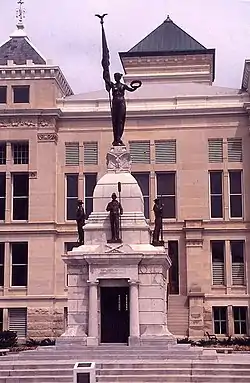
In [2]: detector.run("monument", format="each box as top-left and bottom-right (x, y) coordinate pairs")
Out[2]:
(60, 15), (174, 346)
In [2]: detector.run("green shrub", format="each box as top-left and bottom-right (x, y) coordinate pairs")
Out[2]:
(0, 331), (17, 349)
(26, 338), (55, 347)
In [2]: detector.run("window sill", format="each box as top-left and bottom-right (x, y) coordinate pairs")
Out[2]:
(11, 221), (29, 223)
(9, 287), (27, 290)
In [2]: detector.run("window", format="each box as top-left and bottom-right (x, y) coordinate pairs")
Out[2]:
(129, 141), (150, 164)
(0, 243), (4, 287)
(0, 173), (6, 220)
(64, 307), (68, 331)
(233, 307), (247, 335)
(11, 243), (28, 287)
(9, 308), (27, 338)
(65, 142), (79, 166)
(13, 86), (30, 103)
(209, 171), (223, 218)
(211, 241), (225, 285)
(12, 142), (29, 165)
(231, 240), (245, 285)
(0, 143), (6, 164)
(213, 307), (227, 334)
(156, 172), (176, 218)
(12, 173), (29, 220)
(0, 86), (7, 104)
(229, 171), (243, 218)
(168, 241), (179, 294)
(85, 173), (97, 218)
(155, 140), (176, 164)
(84, 142), (98, 165)
(66, 174), (78, 220)
(132, 172), (150, 218)
(0, 309), (3, 331)
(208, 139), (223, 163)
(227, 138), (242, 162)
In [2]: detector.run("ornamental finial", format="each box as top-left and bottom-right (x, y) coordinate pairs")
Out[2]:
(16, 0), (25, 30)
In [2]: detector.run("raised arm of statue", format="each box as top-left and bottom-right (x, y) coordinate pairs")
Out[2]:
(119, 203), (123, 216)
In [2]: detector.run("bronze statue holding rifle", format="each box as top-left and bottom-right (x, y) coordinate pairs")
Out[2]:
(152, 198), (164, 246)
(96, 14), (142, 146)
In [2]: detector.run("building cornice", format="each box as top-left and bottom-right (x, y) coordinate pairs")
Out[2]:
(0, 64), (73, 96)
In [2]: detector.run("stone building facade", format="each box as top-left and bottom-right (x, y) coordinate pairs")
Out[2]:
(0, 13), (250, 339)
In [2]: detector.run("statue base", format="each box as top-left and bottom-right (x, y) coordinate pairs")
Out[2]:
(107, 238), (122, 244)
(152, 240), (165, 247)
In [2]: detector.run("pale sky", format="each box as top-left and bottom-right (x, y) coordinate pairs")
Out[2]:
(1, 0), (250, 93)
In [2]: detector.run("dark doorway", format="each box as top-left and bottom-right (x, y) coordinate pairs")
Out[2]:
(101, 287), (129, 343)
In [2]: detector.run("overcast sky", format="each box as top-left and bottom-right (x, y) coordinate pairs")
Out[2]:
(1, 0), (250, 93)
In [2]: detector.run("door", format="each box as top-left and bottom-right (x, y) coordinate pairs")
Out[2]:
(101, 287), (129, 343)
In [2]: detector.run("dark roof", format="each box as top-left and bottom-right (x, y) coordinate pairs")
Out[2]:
(0, 37), (46, 65)
(128, 16), (206, 54)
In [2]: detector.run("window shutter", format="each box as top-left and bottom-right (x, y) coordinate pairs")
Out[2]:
(212, 262), (225, 285)
(155, 140), (176, 164)
(129, 141), (150, 164)
(84, 142), (98, 165)
(65, 142), (79, 165)
(208, 139), (223, 163)
(9, 308), (27, 338)
(232, 263), (245, 285)
(227, 138), (243, 162)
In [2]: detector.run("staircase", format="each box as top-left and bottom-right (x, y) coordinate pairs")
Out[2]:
(0, 344), (249, 382)
(168, 295), (189, 337)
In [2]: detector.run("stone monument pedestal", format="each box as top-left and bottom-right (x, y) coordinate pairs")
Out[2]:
(60, 146), (175, 346)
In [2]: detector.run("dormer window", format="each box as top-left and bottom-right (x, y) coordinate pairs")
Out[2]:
(13, 86), (30, 104)
(0, 87), (7, 104)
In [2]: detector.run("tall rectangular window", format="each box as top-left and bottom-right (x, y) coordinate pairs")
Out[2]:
(213, 307), (227, 334)
(209, 171), (223, 218)
(12, 173), (29, 220)
(132, 172), (150, 219)
(156, 172), (176, 218)
(0, 86), (7, 104)
(0, 243), (4, 287)
(13, 86), (30, 104)
(9, 308), (27, 338)
(231, 240), (245, 285)
(0, 309), (3, 331)
(66, 174), (78, 220)
(227, 138), (243, 162)
(211, 241), (225, 285)
(85, 173), (97, 218)
(11, 242), (28, 287)
(168, 241), (179, 294)
(155, 140), (176, 164)
(233, 307), (247, 335)
(12, 142), (29, 164)
(0, 173), (6, 220)
(129, 141), (150, 164)
(0, 143), (6, 165)
(229, 170), (243, 218)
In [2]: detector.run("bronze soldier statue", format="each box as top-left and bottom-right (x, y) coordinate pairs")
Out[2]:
(76, 200), (85, 245)
(104, 73), (142, 146)
(152, 198), (164, 246)
(106, 192), (123, 242)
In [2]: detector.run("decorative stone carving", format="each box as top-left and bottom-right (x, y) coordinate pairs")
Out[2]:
(0, 118), (36, 128)
(38, 117), (56, 128)
(29, 172), (37, 179)
(106, 146), (132, 173)
(37, 133), (58, 142)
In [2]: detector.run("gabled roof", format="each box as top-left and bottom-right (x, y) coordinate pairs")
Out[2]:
(0, 36), (46, 65)
(127, 16), (207, 55)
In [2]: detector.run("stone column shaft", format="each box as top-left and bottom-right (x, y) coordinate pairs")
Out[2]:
(87, 281), (99, 345)
(129, 280), (140, 343)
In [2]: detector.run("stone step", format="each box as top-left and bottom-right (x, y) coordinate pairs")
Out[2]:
(0, 377), (71, 383)
(98, 368), (250, 376)
(0, 369), (73, 377)
(96, 375), (250, 382)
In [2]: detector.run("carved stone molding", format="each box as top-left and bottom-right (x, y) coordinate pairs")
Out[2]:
(37, 133), (58, 143)
(29, 172), (37, 179)
(0, 118), (36, 128)
(106, 146), (132, 173)
(38, 117), (56, 128)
